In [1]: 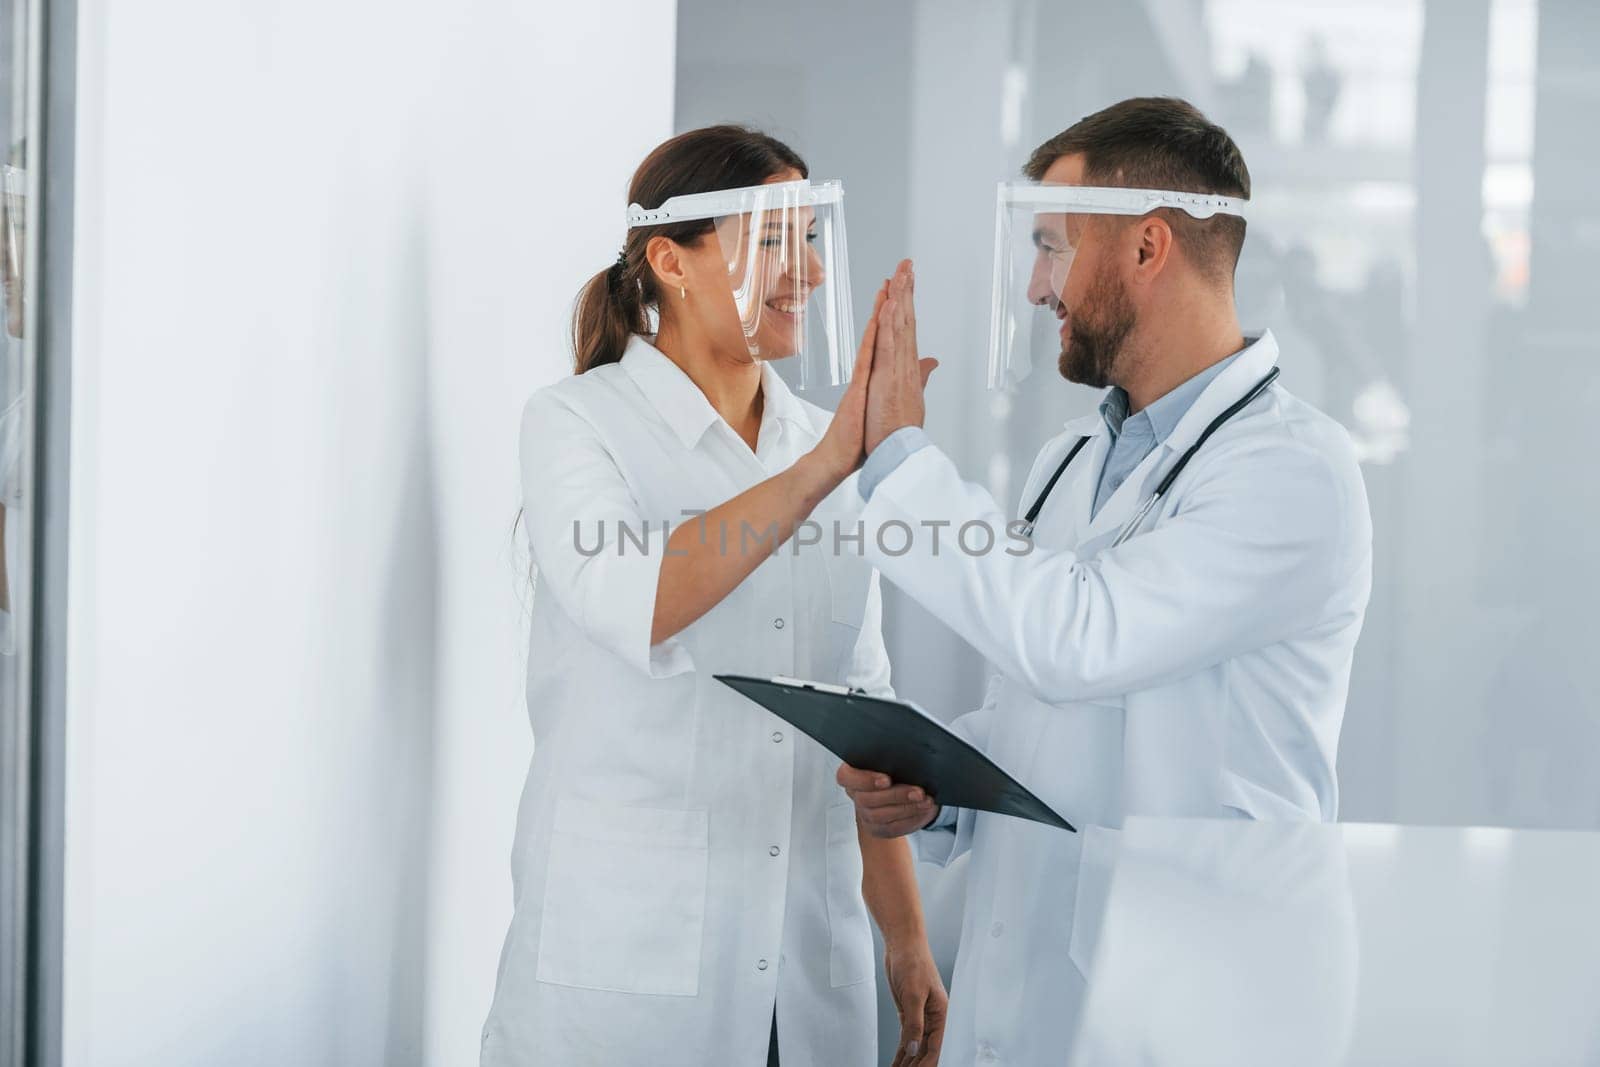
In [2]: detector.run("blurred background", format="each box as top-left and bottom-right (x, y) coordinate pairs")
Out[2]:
(1, 0), (1596, 1064)
(678, 0), (1596, 835)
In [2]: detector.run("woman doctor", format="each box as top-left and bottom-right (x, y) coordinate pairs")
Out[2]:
(480, 126), (945, 1067)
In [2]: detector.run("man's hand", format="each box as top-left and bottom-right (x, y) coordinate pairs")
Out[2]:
(865, 260), (939, 455)
(837, 763), (940, 838)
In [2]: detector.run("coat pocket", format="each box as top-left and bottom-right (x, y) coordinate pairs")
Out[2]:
(824, 802), (875, 988)
(535, 796), (709, 996)
(819, 553), (873, 683)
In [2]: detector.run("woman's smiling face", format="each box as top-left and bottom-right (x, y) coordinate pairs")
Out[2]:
(675, 167), (819, 364)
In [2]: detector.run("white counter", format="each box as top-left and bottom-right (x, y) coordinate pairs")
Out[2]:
(1068, 819), (1600, 1065)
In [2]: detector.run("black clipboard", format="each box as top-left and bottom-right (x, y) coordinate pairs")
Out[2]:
(715, 674), (1075, 832)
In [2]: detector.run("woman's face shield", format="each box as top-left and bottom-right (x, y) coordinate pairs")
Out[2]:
(987, 183), (1250, 391)
(2, 164), (24, 340)
(628, 179), (855, 390)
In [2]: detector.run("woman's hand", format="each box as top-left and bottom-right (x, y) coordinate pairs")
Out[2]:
(885, 939), (948, 1066)
(648, 280), (892, 645)
(807, 281), (891, 486)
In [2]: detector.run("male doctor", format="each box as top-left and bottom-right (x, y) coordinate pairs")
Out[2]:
(838, 97), (1373, 1063)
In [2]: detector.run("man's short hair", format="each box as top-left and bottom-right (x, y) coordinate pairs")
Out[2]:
(1024, 97), (1250, 285)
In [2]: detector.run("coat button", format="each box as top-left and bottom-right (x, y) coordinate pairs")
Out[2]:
(771, 731), (784, 743)
(769, 845), (781, 857)
(757, 959), (769, 971)
(991, 921), (1004, 938)
(772, 617), (785, 629)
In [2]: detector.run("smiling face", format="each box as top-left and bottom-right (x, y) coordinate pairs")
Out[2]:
(713, 219), (821, 359)
(1031, 154), (1139, 388)
(710, 169), (822, 361)
(649, 167), (829, 367)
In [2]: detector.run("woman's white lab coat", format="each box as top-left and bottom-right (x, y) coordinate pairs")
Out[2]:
(480, 336), (889, 1067)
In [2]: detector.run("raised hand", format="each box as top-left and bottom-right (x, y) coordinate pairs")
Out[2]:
(865, 260), (939, 455)
(811, 280), (892, 483)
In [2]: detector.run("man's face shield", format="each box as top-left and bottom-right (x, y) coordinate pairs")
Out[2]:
(628, 179), (855, 390)
(987, 183), (1250, 390)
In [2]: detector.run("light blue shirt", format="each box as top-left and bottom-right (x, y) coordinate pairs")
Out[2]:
(1091, 354), (1236, 517)
(858, 354), (1241, 510)
(857, 424), (933, 500)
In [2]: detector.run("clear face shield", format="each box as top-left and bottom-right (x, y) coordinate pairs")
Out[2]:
(987, 183), (1250, 390)
(2, 164), (24, 340)
(627, 179), (855, 390)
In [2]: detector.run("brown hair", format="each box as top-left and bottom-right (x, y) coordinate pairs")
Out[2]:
(1024, 97), (1250, 284)
(571, 125), (809, 373)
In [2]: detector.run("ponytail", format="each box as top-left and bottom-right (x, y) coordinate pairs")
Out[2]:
(572, 249), (649, 373)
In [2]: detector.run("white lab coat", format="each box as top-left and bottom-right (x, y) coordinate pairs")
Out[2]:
(863, 332), (1372, 1065)
(481, 336), (889, 1067)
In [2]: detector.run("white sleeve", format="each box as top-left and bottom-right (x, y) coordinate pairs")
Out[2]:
(864, 438), (1367, 705)
(520, 391), (693, 678)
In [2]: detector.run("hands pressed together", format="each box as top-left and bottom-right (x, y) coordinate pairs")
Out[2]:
(828, 259), (947, 842)
(814, 259), (940, 483)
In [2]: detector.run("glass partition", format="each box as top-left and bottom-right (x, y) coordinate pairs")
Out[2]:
(675, 0), (1598, 831)
(0, 0), (42, 1059)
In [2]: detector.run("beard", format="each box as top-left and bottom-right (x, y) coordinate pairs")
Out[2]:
(1057, 267), (1137, 388)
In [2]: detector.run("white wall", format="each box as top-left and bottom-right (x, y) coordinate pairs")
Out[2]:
(64, 1), (673, 1064)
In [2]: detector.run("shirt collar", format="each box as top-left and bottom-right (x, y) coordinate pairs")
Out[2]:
(1096, 349), (1243, 444)
(757, 358), (812, 433)
(1097, 387), (1134, 439)
(619, 334), (811, 450)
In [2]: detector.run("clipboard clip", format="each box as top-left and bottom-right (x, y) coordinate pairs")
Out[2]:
(772, 675), (867, 697)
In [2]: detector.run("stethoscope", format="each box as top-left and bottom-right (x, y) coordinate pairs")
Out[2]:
(1018, 367), (1281, 545)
